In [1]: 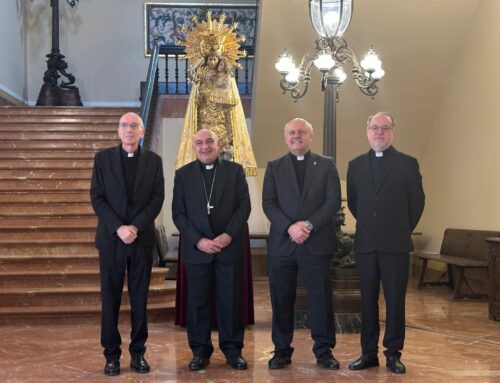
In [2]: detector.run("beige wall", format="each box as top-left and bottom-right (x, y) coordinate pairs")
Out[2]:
(418, 0), (500, 252)
(0, 0), (26, 103)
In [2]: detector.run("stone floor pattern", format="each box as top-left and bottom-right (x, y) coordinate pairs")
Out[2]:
(1, 275), (499, 383)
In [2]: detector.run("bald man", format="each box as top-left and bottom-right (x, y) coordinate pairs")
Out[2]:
(263, 118), (341, 370)
(90, 112), (165, 375)
(172, 129), (251, 371)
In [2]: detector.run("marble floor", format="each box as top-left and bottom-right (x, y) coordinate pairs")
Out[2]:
(1, 274), (500, 383)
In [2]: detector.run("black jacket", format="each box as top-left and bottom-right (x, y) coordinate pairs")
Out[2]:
(172, 159), (251, 264)
(90, 145), (165, 248)
(262, 152), (341, 256)
(347, 146), (425, 253)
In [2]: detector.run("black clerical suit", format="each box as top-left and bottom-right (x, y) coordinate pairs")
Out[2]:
(347, 146), (424, 358)
(172, 159), (251, 359)
(262, 152), (341, 358)
(90, 145), (164, 361)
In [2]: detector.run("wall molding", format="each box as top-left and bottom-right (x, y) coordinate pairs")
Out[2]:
(0, 84), (25, 105)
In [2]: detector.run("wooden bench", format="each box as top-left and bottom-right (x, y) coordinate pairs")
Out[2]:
(414, 228), (500, 300)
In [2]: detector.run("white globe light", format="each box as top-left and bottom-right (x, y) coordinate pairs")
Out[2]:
(285, 67), (300, 84)
(372, 68), (385, 80)
(361, 48), (382, 73)
(332, 66), (347, 83)
(275, 51), (295, 74)
(314, 52), (336, 72)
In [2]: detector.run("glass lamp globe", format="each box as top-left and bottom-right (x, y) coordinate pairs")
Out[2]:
(309, 0), (352, 38)
(285, 67), (300, 84)
(314, 52), (336, 72)
(361, 48), (382, 74)
(275, 50), (295, 75)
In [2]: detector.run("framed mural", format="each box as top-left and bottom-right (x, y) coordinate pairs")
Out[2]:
(144, 2), (258, 56)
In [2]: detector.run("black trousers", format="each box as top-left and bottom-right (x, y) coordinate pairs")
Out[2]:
(268, 247), (335, 358)
(356, 251), (409, 358)
(184, 258), (245, 359)
(99, 241), (153, 360)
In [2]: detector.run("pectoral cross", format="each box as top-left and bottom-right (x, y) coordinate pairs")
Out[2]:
(207, 202), (214, 215)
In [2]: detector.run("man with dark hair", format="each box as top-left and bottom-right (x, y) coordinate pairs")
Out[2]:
(347, 112), (425, 374)
(90, 112), (165, 376)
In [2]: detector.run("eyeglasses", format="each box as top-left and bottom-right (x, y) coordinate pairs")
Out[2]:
(119, 122), (142, 130)
(367, 126), (393, 134)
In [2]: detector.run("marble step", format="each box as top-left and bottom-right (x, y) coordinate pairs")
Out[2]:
(0, 106), (134, 117)
(0, 301), (174, 325)
(0, 115), (125, 124)
(0, 179), (90, 191)
(0, 159), (95, 169)
(0, 216), (97, 229)
(0, 150), (99, 160)
(0, 268), (167, 288)
(0, 203), (93, 215)
(0, 192), (90, 204)
(0, 169), (92, 180)
(0, 229), (95, 244)
(0, 243), (97, 256)
(2, 132), (118, 141)
(0, 123), (117, 132)
(0, 283), (174, 307)
(0, 141), (117, 150)
(0, 253), (98, 271)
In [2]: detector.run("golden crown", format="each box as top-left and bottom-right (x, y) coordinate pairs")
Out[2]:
(177, 11), (247, 69)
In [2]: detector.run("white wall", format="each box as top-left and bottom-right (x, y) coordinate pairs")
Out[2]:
(0, 0), (26, 103)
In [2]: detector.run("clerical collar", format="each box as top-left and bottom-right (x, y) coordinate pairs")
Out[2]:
(121, 146), (140, 158)
(198, 159), (218, 171)
(290, 151), (310, 161)
(371, 146), (393, 158)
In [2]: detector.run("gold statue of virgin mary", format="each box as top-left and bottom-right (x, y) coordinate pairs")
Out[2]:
(175, 12), (257, 176)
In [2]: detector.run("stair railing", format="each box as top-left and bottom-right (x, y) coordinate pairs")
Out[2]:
(139, 42), (160, 151)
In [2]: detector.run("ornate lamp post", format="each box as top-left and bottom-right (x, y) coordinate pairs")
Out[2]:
(36, 0), (82, 106)
(275, 0), (385, 332)
(275, 0), (384, 159)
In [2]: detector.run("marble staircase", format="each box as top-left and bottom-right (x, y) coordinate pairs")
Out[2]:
(0, 107), (175, 324)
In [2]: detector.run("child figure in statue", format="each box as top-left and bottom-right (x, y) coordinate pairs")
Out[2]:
(175, 12), (257, 176)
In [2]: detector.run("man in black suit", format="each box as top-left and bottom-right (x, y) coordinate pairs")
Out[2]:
(90, 112), (164, 376)
(347, 112), (425, 374)
(172, 129), (251, 371)
(262, 118), (341, 370)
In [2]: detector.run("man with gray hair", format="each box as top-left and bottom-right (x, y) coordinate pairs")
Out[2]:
(263, 118), (341, 370)
(347, 112), (425, 374)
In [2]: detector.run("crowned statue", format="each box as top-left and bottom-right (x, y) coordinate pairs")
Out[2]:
(175, 12), (257, 176)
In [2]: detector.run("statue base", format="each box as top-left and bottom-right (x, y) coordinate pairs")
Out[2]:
(36, 84), (83, 106)
(294, 266), (362, 334)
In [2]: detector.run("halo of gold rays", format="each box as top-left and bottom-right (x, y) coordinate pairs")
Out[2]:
(177, 11), (247, 69)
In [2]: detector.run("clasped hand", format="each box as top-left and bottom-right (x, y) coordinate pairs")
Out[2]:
(117, 225), (138, 244)
(197, 233), (232, 254)
(288, 221), (311, 244)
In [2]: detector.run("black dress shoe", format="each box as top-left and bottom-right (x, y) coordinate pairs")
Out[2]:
(104, 359), (120, 376)
(130, 355), (150, 373)
(189, 355), (210, 371)
(268, 353), (292, 369)
(386, 356), (406, 374)
(348, 354), (379, 370)
(316, 352), (340, 370)
(226, 355), (248, 370)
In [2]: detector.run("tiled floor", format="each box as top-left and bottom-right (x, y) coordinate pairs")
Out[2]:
(1, 274), (499, 383)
